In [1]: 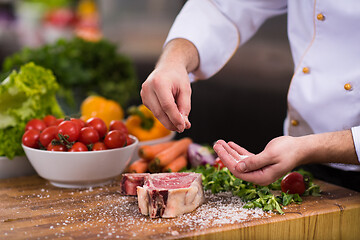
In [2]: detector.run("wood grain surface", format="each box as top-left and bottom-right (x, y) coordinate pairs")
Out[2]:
(0, 175), (359, 240)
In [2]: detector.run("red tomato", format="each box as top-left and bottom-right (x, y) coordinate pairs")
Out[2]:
(25, 119), (46, 132)
(86, 117), (107, 139)
(71, 118), (86, 132)
(56, 120), (80, 142)
(109, 120), (128, 134)
(22, 129), (41, 148)
(39, 126), (58, 148)
(213, 158), (225, 169)
(92, 142), (107, 151)
(54, 118), (64, 126)
(281, 172), (306, 195)
(125, 135), (134, 146)
(69, 142), (88, 152)
(47, 143), (66, 151)
(104, 130), (126, 149)
(78, 127), (100, 145)
(43, 115), (57, 127)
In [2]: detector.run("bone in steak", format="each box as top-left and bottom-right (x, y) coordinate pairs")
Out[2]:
(137, 172), (205, 218)
(120, 173), (150, 196)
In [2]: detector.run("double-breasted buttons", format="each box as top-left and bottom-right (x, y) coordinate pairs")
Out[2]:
(302, 67), (310, 74)
(344, 83), (352, 91)
(291, 119), (299, 126)
(317, 13), (325, 21)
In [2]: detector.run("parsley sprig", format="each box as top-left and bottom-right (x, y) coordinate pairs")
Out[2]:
(188, 165), (321, 214)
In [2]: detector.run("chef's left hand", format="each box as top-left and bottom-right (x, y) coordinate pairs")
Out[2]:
(213, 136), (300, 186)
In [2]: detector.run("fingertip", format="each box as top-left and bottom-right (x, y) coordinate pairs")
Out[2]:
(235, 161), (247, 172)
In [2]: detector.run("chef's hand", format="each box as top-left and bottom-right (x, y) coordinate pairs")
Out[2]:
(213, 137), (300, 186)
(140, 39), (199, 133)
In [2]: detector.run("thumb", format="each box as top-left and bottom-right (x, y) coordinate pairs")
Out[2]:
(235, 152), (274, 173)
(177, 84), (192, 129)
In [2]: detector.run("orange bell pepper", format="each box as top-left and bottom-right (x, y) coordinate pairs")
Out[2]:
(125, 105), (171, 141)
(80, 95), (124, 128)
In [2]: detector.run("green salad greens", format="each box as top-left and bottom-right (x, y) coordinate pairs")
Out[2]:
(0, 62), (64, 159)
(188, 165), (321, 214)
(2, 37), (138, 113)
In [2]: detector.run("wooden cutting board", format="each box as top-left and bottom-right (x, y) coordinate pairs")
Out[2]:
(0, 175), (359, 240)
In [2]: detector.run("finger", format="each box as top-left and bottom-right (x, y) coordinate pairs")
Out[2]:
(228, 142), (254, 156)
(177, 84), (192, 129)
(234, 165), (275, 186)
(218, 140), (245, 162)
(155, 87), (185, 133)
(140, 88), (178, 131)
(213, 140), (237, 172)
(234, 152), (276, 173)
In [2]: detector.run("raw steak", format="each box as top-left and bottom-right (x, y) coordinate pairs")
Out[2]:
(120, 173), (150, 196)
(137, 172), (205, 218)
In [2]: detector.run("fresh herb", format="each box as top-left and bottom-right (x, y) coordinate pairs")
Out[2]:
(187, 165), (321, 214)
(2, 38), (138, 113)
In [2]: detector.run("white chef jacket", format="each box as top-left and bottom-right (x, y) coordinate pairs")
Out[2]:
(165, 0), (360, 171)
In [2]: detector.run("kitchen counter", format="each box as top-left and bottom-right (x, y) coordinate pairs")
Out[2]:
(0, 175), (359, 239)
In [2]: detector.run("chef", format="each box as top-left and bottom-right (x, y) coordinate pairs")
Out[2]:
(140, 0), (360, 191)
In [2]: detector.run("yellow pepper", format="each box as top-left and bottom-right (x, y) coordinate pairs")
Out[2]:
(125, 105), (171, 141)
(80, 95), (124, 128)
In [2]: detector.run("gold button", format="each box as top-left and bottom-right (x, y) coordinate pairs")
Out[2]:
(302, 67), (310, 74)
(317, 13), (325, 21)
(344, 83), (352, 91)
(291, 120), (299, 126)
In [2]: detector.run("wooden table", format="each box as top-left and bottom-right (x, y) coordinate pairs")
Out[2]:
(0, 175), (359, 240)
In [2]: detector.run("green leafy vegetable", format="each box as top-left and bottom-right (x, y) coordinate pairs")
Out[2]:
(0, 62), (64, 159)
(2, 37), (139, 113)
(187, 165), (321, 214)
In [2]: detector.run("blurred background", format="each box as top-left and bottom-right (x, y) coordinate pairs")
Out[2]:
(0, 0), (293, 153)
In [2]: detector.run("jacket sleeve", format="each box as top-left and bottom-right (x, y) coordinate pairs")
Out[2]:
(165, 0), (287, 81)
(351, 126), (360, 163)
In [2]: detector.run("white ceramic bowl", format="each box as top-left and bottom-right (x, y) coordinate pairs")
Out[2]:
(22, 136), (138, 188)
(130, 131), (176, 163)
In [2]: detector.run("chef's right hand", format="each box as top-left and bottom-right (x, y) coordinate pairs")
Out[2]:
(140, 39), (198, 133)
(140, 62), (192, 133)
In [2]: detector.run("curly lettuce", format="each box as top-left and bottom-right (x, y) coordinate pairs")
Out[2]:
(0, 62), (64, 159)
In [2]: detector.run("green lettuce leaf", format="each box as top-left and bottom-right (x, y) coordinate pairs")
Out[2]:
(0, 62), (64, 159)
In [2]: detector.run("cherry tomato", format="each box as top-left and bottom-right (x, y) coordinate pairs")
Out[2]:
(125, 135), (134, 146)
(56, 120), (80, 142)
(281, 172), (306, 195)
(22, 129), (41, 148)
(86, 117), (107, 139)
(43, 115), (57, 127)
(39, 126), (58, 148)
(78, 127), (100, 145)
(47, 143), (66, 151)
(54, 118), (64, 126)
(213, 158), (225, 169)
(25, 119), (46, 132)
(104, 130), (126, 149)
(69, 142), (88, 152)
(92, 142), (107, 151)
(109, 120), (128, 134)
(71, 118), (86, 132)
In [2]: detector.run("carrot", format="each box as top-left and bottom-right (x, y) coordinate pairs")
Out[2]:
(138, 141), (175, 160)
(163, 155), (188, 172)
(128, 158), (149, 173)
(151, 137), (192, 168)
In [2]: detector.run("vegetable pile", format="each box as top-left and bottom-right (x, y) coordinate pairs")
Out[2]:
(128, 137), (192, 173)
(22, 116), (134, 152)
(0, 63), (64, 159)
(188, 165), (321, 214)
(2, 37), (138, 112)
